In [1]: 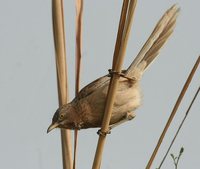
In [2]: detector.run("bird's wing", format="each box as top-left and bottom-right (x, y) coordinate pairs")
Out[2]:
(78, 4), (179, 99)
(77, 75), (110, 99)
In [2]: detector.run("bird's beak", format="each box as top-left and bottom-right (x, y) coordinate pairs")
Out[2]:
(47, 122), (59, 133)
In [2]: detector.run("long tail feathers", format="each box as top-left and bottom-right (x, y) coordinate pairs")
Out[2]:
(126, 4), (180, 78)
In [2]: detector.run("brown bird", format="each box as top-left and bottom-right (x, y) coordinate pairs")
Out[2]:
(47, 5), (179, 133)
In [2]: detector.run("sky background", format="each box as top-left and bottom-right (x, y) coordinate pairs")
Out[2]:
(0, 0), (199, 169)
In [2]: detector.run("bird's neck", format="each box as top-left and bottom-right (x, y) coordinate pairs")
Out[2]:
(66, 101), (83, 129)
(72, 99), (93, 129)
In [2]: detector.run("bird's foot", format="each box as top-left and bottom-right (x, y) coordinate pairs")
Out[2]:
(97, 129), (111, 137)
(109, 111), (136, 130)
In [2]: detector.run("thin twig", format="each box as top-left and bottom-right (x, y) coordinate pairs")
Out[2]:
(52, 1), (73, 169)
(158, 85), (200, 168)
(92, 1), (137, 169)
(170, 147), (184, 169)
(73, 1), (83, 169)
(146, 56), (200, 169)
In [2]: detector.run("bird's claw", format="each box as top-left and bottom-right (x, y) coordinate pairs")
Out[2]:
(109, 111), (136, 130)
(97, 129), (111, 136)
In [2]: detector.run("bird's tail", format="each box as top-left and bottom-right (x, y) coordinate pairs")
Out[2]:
(125, 4), (180, 79)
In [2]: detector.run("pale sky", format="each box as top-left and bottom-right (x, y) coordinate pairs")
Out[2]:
(0, 0), (199, 169)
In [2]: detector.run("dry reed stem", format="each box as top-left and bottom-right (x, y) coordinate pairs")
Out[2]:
(126, 4), (179, 76)
(52, 1), (73, 169)
(158, 84), (200, 168)
(92, 1), (137, 169)
(73, 1), (84, 169)
(75, 0), (83, 95)
(146, 56), (200, 169)
(112, 0), (129, 68)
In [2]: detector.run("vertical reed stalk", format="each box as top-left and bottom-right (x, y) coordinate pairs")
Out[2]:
(92, 1), (137, 169)
(146, 56), (200, 169)
(75, 0), (83, 95)
(73, 1), (84, 169)
(52, 1), (73, 169)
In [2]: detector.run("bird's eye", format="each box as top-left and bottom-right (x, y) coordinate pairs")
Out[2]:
(59, 114), (64, 120)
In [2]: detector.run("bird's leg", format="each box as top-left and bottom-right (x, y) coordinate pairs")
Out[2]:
(109, 111), (136, 130)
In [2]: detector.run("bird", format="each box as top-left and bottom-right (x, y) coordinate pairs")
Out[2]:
(47, 4), (179, 133)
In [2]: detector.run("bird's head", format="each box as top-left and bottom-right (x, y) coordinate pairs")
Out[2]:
(47, 104), (77, 133)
